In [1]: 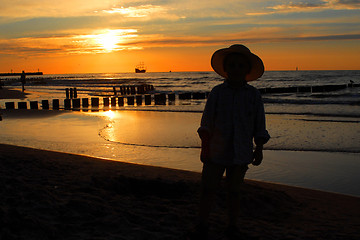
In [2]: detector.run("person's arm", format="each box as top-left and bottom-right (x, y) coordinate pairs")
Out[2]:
(197, 88), (218, 163)
(252, 139), (264, 166)
(252, 91), (270, 166)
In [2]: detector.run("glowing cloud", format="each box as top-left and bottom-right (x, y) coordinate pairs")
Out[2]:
(0, 29), (140, 56)
(90, 29), (138, 52)
(102, 5), (166, 18)
(247, 0), (360, 15)
(98, 4), (181, 20)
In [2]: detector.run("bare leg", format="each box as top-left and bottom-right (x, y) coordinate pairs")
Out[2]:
(227, 192), (241, 226)
(199, 190), (216, 226)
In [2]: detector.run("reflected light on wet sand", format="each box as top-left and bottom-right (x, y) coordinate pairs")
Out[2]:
(90, 110), (201, 148)
(102, 110), (116, 120)
(1, 109), (360, 196)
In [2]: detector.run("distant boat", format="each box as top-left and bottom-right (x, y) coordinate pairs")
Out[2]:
(135, 62), (146, 73)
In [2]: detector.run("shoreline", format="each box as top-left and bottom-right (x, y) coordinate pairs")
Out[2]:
(1, 143), (359, 239)
(1, 109), (360, 197)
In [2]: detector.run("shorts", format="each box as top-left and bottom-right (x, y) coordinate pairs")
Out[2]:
(201, 161), (248, 194)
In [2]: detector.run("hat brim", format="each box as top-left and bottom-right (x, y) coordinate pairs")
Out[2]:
(211, 46), (264, 81)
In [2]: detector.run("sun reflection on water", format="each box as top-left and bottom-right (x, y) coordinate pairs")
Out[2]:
(103, 110), (116, 119)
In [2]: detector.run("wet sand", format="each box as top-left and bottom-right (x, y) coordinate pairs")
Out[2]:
(1, 143), (359, 240)
(0, 87), (27, 100)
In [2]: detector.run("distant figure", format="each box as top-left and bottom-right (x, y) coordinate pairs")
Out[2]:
(20, 71), (26, 92)
(188, 44), (270, 240)
(349, 80), (354, 87)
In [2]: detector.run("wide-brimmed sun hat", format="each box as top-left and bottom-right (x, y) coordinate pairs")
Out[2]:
(211, 44), (264, 81)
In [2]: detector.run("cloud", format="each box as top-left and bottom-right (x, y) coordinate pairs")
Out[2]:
(247, 0), (360, 15)
(122, 33), (360, 48)
(0, 0), (182, 20)
(97, 4), (182, 21)
(0, 0), (108, 18)
(0, 28), (140, 56)
(1, 22), (359, 57)
(332, 0), (360, 9)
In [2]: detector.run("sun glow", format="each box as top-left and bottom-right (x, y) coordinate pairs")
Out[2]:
(93, 29), (138, 52)
(96, 31), (120, 52)
(103, 110), (116, 119)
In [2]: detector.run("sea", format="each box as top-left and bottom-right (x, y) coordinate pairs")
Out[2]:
(1, 70), (360, 196)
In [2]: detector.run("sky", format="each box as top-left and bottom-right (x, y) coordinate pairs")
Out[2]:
(0, 0), (359, 73)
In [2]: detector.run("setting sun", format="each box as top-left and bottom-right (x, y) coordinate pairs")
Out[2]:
(88, 29), (138, 53)
(0, 0), (359, 73)
(96, 31), (120, 52)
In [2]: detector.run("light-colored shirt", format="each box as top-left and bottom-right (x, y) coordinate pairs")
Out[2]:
(198, 81), (270, 166)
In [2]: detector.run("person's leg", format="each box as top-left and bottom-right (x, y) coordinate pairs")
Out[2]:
(199, 161), (225, 226)
(187, 162), (225, 239)
(225, 164), (248, 227)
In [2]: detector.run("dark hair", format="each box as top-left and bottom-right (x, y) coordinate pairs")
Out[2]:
(223, 52), (252, 73)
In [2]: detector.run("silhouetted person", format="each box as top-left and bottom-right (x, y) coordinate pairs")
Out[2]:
(188, 44), (270, 240)
(20, 71), (26, 92)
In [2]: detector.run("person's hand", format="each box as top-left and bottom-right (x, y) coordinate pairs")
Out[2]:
(200, 145), (210, 163)
(252, 146), (263, 166)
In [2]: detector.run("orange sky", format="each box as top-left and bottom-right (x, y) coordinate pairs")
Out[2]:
(0, 0), (359, 73)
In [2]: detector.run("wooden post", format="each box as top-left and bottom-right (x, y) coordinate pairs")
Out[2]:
(145, 95), (152, 105)
(82, 98), (89, 108)
(64, 99), (71, 109)
(168, 93), (176, 102)
(73, 88), (77, 98)
(179, 92), (191, 100)
(66, 88), (70, 99)
(154, 93), (166, 105)
(30, 101), (38, 109)
(5, 102), (15, 109)
(70, 88), (74, 99)
(118, 97), (124, 106)
(127, 96), (134, 105)
(136, 95), (142, 106)
(120, 86), (125, 95)
(53, 99), (60, 110)
(192, 92), (206, 99)
(103, 98), (110, 108)
(18, 102), (27, 109)
(131, 86), (136, 95)
(111, 97), (117, 107)
(42, 100), (49, 110)
(91, 98), (99, 108)
(72, 98), (80, 109)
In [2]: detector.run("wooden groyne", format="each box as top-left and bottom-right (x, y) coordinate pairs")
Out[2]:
(258, 83), (359, 94)
(112, 84), (154, 96)
(0, 72), (43, 77)
(3, 92), (209, 110)
(2, 83), (358, 111)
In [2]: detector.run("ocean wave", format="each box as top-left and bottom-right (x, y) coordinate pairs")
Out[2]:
(262, 97), (360, 105)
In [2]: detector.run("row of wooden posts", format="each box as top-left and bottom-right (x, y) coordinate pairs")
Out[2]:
(258, 83), (359, 94)
(65, 84), (155, 99)
(113, 84), (155, 95)
(4, 92), (209, 110)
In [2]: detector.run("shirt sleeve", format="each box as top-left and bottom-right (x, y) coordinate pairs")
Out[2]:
(254, 90), (270, 145)
(197, 87), (218, 139)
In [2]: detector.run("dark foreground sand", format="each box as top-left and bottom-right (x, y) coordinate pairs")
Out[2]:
(0, 88), (27, 100)
(0, 143), (359, 240)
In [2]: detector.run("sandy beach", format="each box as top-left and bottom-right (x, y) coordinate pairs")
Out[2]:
(1, 143), (359, 240)
(1, 83), (360, 239)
